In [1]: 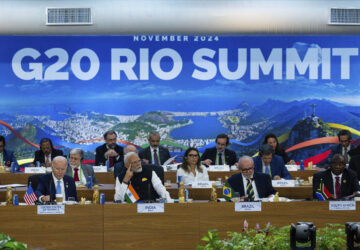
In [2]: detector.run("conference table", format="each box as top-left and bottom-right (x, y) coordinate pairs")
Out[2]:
(0, 201), (358, 250)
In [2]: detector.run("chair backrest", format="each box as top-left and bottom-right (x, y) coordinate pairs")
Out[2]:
(28, 174), (44, 190)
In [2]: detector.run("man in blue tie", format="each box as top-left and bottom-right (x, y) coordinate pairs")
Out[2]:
(138, 131), (170, 166)
(253, 144), (291, 180)
(36, 156), (77, 202)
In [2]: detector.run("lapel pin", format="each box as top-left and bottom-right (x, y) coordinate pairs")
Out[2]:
(343, 179), (347, 184)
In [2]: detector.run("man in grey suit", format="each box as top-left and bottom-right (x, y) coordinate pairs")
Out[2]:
(66, 148), (98, 186)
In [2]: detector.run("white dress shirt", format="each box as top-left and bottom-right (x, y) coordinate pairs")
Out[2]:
(241, 175), (259, 200)
(114, 170), (173, 202)
(176, 165), (209, 184)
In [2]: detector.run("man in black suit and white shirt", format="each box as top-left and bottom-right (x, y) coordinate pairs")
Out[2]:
(327, 130), (355, 165)
(201, 134), (237, 167)
(31, 138), (63, 167)
(138, 131), (170, 166)
(95, 130), (124, 169)
(227, 156), (276, 200)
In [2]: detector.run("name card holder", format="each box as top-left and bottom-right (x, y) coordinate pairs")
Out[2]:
(25, 167), (46, 174)
(285, 165), (299, 171)
(37, 205), (65, 215)
(164, 164), (178, 171)
(209, 165), (230, 172)
(137, 203), (164, 213)
(272, 180), (296, 187)
(93, 166), (108, 173)
(192, 181), (214, 188)
(329, 201), (356, 211)
(235, 202), (262, 212)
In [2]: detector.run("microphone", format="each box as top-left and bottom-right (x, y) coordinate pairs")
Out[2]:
(146, 182), (152, 203)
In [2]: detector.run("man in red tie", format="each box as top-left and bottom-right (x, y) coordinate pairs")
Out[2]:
(313, 154), (360, 199)
(31, 138), (63, 167)
(95, 130), (124, 169)
(66, 148), (98, 186)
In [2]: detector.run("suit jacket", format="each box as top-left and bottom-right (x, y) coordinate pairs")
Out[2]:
(95, 144), (124, 166)
(227, 172), (276, 198)
(200, 147), (237, 166)
(138, 146), (170, 166)
(65, 164), (98, 185)
(253, 155), (291, 180)
(33, 149), (63, 165)
(349, 155), (360, 178)
(35, 173), (78, 201)
(1, 149), (17, 167)
(327, 144), (355, 164)
(313, 168), (360, 199)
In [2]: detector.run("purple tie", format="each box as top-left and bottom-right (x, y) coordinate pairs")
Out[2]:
(335, 176), (341, 199)
(153, 149), (159, 166)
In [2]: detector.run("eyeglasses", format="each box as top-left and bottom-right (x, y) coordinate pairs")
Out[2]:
(241, 167), (254, 172)
(188, 154), (199, 158)
(339, 140), (350, 143)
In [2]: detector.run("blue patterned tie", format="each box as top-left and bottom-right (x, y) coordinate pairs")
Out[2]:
(265, 165), (270, 175)
(56, 180), (61, 195)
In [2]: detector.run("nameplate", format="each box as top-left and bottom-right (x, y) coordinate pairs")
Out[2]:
(37, 205), (65, 215)
(272, 180), (296, 187)
(209, 165), (230, 172)
(329, 201), (356, 211)
(93, 166), (108, 173)
(164, 164), (178, 171)
(25, 167), (46, 174)
(192, 181), (214, 188)
(137, 203), (164, 213)
(285, 165), (299, 171)
(235, 202), (262, 212)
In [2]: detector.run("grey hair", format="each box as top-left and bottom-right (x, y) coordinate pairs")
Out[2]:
(124, 145), (137, 154)
(52, 156), (67, 165)
(124, 152), (138, 165)
(238, 156), (254, 168)
(70, 148), (84, 159)
(149, 131), (160, 138)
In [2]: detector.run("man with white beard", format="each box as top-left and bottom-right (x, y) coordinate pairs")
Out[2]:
(114, 152), (172, 203)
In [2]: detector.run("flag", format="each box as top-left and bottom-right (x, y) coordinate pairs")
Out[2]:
(222, 181), (234, 201)
(24, 185), (37, 205)
(315, 179), (331, 201)
(125, 184), (140, 203)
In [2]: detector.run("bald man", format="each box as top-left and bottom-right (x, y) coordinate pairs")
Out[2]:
(35, 156), (78, 202)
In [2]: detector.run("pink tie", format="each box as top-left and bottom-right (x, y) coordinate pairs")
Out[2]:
(335, 176), (341, 199)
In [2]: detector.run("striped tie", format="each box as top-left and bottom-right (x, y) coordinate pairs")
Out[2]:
(246, 179), (255, 200)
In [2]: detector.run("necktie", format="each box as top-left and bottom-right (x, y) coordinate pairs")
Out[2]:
(218, 153), (223, 165)
(246, 179), (255, 200)
(45, 155), (50, 167)
(335, 176), (341, 199)
(74, 168), (80, 182)
(56, 180), (62, 195)
(109, 156), (114, 168)
(344, 148), (349, 164)
(265, 165), (270, 175)
(153, 149), (160, 166)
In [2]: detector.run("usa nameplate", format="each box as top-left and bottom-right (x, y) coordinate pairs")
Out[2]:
(235, 202), (262, 212)
(209, 165), (230, 172)
(192, 181), (213, 188)
(137, 203), (164, 213)
(25, 167), (46, 174)
(37, 205), (65, 215)
(272, 180), (296, 187)
(93, 166), (108, 173)
(329, 201), (356, 211)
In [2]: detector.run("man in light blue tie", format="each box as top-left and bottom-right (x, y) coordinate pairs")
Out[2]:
(36, 156), (78, 202)
(253, 144), (292, 180)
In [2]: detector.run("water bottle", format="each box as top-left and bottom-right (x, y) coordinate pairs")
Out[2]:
(10, 162), (15, 173)
(36, 161), (40, 167)
(13, 194), (19, 206)
(100, 193), (105, 205)
(106, 160), (110, 172)
(300, 160), (304, 171)
(87, 176), (92, 189)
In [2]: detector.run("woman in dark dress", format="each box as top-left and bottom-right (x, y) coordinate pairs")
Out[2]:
(263, 133), (295, 164)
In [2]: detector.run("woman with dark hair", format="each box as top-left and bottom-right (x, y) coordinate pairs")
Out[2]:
(263, 133), (295, 164)
(176, 147), (209, 184)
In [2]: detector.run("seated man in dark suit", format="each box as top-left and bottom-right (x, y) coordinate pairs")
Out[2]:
(66, 148), (98, 186)
(114, 152), (172, 202)
(36, 156), (77, 202)
(253, 144), (291, 180)
(0, 135), (17, 167)
(95, 130), (124, 170)
(31, 138), (63, 167)
(327, 130), (355, 165)
(114, 145), (137, 179)
(349, 155), (360, 178)
(138, 131), (170, 166)
(227, 156), (276, 200)
(201, 134), (237, 167)
(313, 154), (360, 200)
